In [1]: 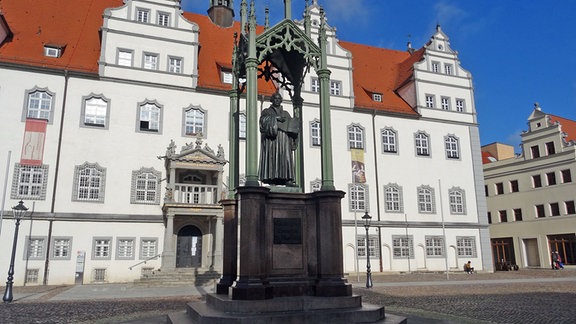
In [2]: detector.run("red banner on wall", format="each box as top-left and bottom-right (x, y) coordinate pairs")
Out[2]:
(20, 119), (47, 166)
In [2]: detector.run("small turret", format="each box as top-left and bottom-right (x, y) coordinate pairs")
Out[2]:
(208, 0), (235, 28)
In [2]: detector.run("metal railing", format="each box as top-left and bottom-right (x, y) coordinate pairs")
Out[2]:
(173, 184), (219, 204)
(128, 254), (161, 270)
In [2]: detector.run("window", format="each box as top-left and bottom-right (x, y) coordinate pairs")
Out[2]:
(425, 236), (444, 257)
(73, 162), (106, 202)
(131, 168), (161, 205)
(431, 61), (440, 73)
(499, 210), (507, 222)
(116, 238), (135, 259)
(93, 238), (112, 259)
(310, 179), (321, 192)
(140, 239), (158, 259)
(26, 237), (46, 260)
(184, 107), (205, 136)
(417, 185), (435, 213)
(349, 183), (367, 212)
(11, 164), (48, 200)
(330, 80), (341, 95)
(510, 180), (519, 193)
(425, 95), (435, 108)
(546, 141), (556, 155)
(561, 169), (572, 183)
(372, 93), (382, 102)
(26, 269), (39, 284)
(495, 182), (504, 195)
(392, 235), (413, 259)
(311, 77), (320, 92)
(118, 49), (133, 67)
(531, 145), (540, 158)
(445, 135), (459, 159)
(532, 175), (542, 188)
(455, 99), (465, 112)
(143, 53), (158, 70)
(484, 185), (489, 197)
(535, 204), (545, 218)
(565, 201), (575, 215)
(444, 64), (453, 75)
(168, 57), (182, 73)
(157, 12), (170, 26)
(449, 188), (465, 214)
(357, 235), (378, 258)
(136, 8), (150, 23)
(93, 268), (107, 282)
(546, 172), (556, 186)
(348, 124), (364, 149)
(310, 120), (320, 146)
(82, 96), (109, 128)
(384, 184), (403, 213)
(441, 97), (450, 110)
(550, 203), (560, 216)
(487, 212), (492, 224)
(44, 46), (62, 58)
(239, 113), (247, 139)
(514, 208), (523, 221)
(456, 237), (477, 257)
(139, 102), (161, 133)
(381, 128), (397, 153)
(221, 70), (233, 84)
(26, 89), (53, 120)
(415, 132), (430, 156)
(52, 238), (72, 259)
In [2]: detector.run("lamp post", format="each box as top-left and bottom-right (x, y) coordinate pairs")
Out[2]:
(362, 211), (373, 288)
(3, 200), (29, 303)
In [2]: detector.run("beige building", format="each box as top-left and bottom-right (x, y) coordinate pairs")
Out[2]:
(483, 104), (576, 269)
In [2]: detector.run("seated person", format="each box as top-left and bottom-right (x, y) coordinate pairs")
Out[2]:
(464, 261), (475, 274)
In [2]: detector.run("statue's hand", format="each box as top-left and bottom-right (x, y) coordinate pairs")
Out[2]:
(276, 116), (286, 122)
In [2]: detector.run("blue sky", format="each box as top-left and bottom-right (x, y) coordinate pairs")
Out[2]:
(182, 0), (576, 150)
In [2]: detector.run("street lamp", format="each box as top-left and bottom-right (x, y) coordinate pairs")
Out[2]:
(362, 211), (373, 288)
(3, 200), (29, 303)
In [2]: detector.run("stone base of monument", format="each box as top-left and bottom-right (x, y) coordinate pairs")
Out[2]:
(167, 293), (406, 324)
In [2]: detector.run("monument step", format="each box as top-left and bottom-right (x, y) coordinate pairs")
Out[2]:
(133, 268), (220, 287)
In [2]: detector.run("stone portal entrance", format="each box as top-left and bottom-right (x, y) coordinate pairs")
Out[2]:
(176, 225), (202, 268)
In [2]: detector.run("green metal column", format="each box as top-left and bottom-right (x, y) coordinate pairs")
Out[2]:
(227, 88), (239, 198)
(244, 2), (259, 187)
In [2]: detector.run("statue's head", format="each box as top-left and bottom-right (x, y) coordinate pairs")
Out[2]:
(271, 92), (283, 105)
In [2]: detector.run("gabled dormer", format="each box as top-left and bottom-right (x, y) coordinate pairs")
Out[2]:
(98, 0), (199, 88)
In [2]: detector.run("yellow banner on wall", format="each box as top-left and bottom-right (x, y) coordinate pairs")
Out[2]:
(351, 148), (366, 183)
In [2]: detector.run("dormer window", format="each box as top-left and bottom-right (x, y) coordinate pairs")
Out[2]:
(44, 45), (62, 58)
(221, 69), (233, 84)
(372, 93), (382, 102)
(136, 8), (150, 23)
(157, 12), (170, 27)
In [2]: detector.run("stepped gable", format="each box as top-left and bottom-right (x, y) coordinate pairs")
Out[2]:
(339, 40), (420, 116)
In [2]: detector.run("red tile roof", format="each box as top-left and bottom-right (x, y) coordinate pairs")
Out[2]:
(482, 151), (495, 164)
(549, 114), (576, 143)
(0, 0), (420, 116)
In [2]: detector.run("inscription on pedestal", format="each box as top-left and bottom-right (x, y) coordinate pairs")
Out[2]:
(273, 218), (302, 244)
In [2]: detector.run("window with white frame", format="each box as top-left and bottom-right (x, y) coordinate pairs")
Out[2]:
(26, 89), (53, 120)
(330, 80), (342, 95)
(425, 236), (444, 257)
(221, 69), (233, 84)
(441, 97), (450, 110)
(82, 96), (109, 128)
(131, 168), (161, 205)
(310, 178), (321, 192)
(415, 132), (430, 156)
(44, 46), (62, 58)
(444, 64), (453, 75)
(26, 237), (46, 260)
(118, 49), (133, 67)
(417, 185), (435, 213)
(184, 107), (205, 136)
(372, 93), (382, 102)
(311, 77), (320, 92)
(357, 235), (378, 258)
(381, 128), (397, 153)
(139, 102), (161, 132)
(310, 120), (321, 146)
(73, 162), (106, 202)
(384, 183), (403, 213)
(52, 237), (72, 259)
(455, 99), (465, 112)
(168, 57), (182, 73)
(239, 113), (247, 139)
(116, 238), (135, 259)
(456, 236), (477, 258)
(136, 8), (150, 23)
(449, 188), (466, 214)
(431, 61), (440, 73)
(93, 238), (112, 259)
(143, 53), (158, 70)
(140, 238), (158, 259)
(157, 12), (170, 26)
(425, 95), (435, 108)
(445, 135), (460, 159)
(348, 124), (364, 149)
(11, 164), (48, 200)
(349, 183), (368, 212)
(392, 235), (413, 258)
(93, 268), (107, 282)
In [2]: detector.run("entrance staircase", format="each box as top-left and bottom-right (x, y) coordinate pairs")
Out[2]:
(133, 268), (220, 287)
